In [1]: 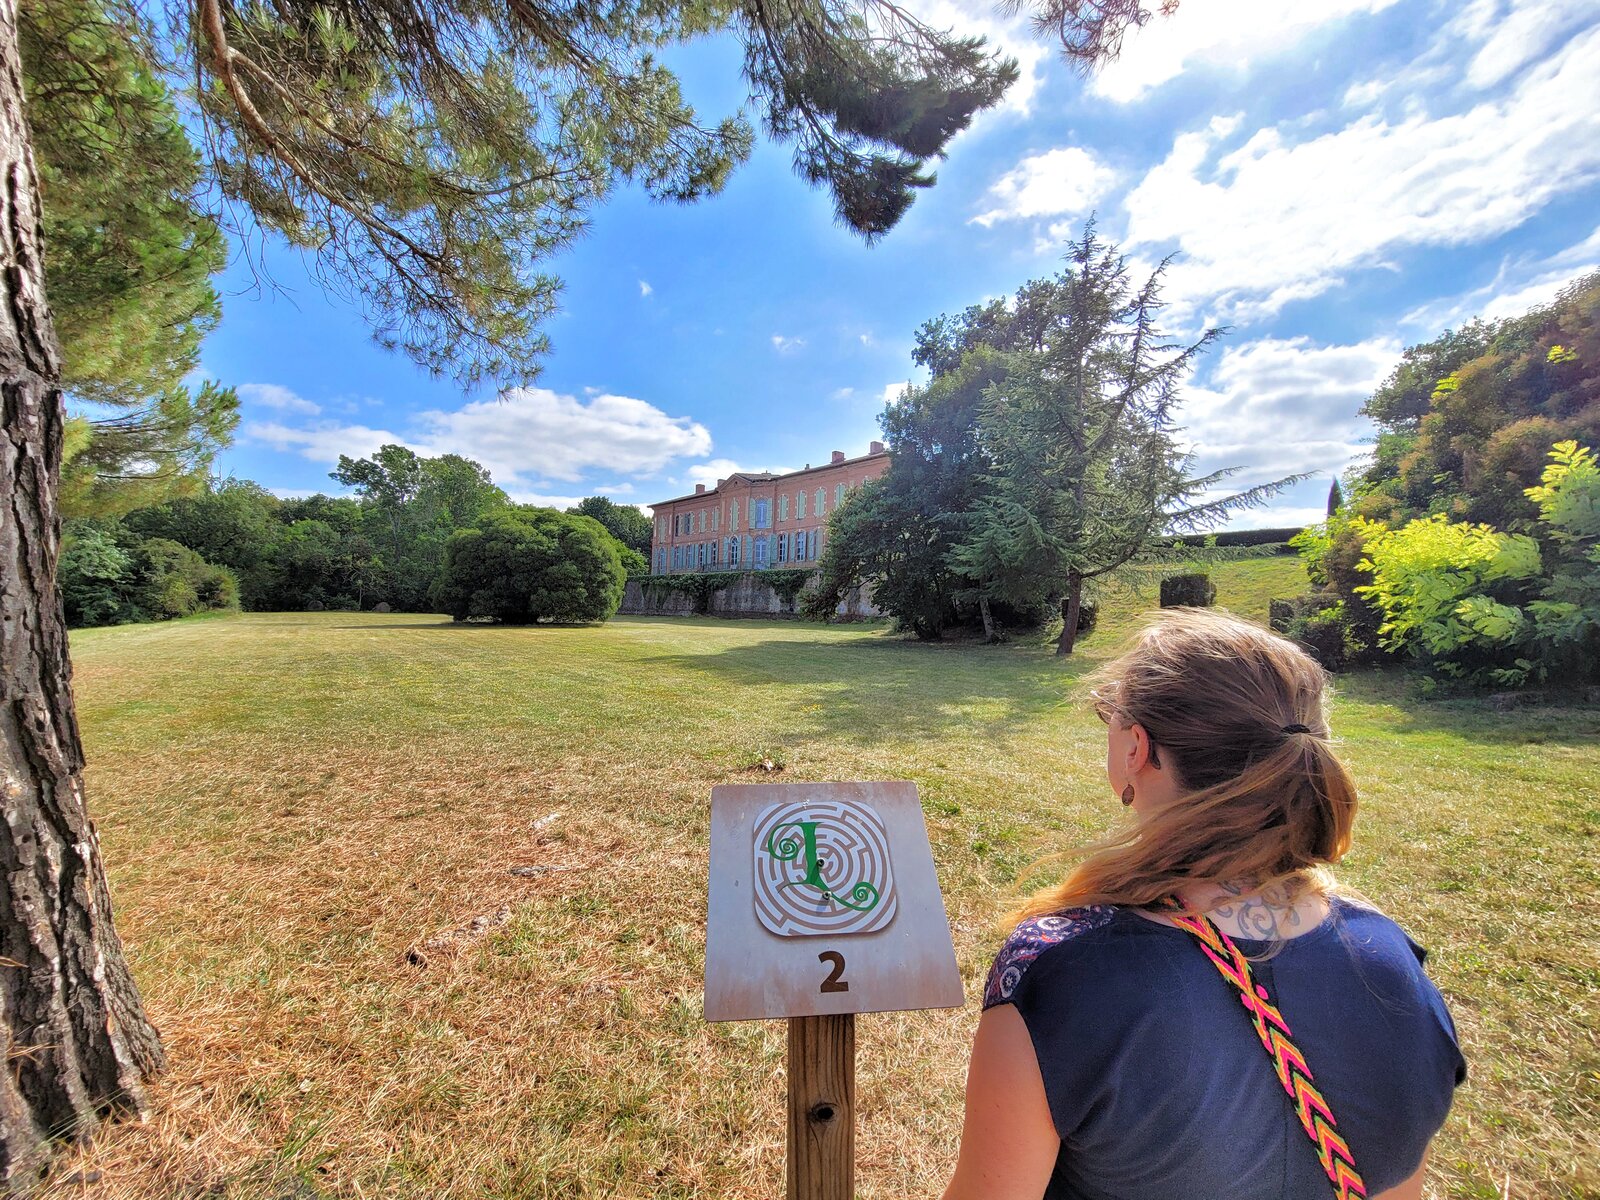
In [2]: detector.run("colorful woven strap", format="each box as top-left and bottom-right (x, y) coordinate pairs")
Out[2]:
(1159, 897), (1367, 1200)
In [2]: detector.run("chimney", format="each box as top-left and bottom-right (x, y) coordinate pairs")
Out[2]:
(694, 483), (706, 494)
(869, 440), (885, 455)
(715, 478), (726, 489)
(830, 450), (845, 464)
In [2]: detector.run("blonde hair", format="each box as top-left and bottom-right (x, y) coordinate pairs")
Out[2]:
(1015, 608), (1358, 921)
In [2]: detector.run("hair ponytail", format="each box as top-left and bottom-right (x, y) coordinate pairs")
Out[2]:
(1015, 609), (1359, 921)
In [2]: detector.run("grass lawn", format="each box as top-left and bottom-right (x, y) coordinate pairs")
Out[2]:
(53, 555), (1599, 1199)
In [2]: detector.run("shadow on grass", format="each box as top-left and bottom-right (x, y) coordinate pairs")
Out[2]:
(639, 630), (1098, 747)
(1333, 669), (1600, 748)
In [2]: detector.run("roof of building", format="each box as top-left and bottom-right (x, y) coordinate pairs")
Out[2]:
(647, 449), (887, 509)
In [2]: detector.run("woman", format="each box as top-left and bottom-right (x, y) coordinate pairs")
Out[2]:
(942, 609), (1465, 1200)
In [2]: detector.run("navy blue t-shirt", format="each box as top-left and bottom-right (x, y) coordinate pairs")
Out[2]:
(983, 898), (1466, 1199)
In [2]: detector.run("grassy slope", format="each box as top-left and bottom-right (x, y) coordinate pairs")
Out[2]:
(54, 556), (1599, 1199)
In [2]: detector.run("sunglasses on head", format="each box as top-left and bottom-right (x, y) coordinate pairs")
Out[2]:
(1090, 687), (1121, 725)
(1090, 686), (1162, 766)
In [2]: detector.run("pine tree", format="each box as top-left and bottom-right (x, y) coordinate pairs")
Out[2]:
(21, 0), (237, 518)
(1327, 476), (1344, 516)
(949, 223), (1298, 656)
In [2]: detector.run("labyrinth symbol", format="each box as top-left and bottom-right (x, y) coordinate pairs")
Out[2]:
(752, 797), (897, 937)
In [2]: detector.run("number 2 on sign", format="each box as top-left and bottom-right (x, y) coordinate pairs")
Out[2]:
(818, 950), (849, 993)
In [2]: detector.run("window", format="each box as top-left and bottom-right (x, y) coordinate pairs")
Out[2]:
(754, 535), (769, 568)
(815, 487), (825, 516)
(778, 494), (789, 522)
(796, 490), (807, 520)
(753, 498), (771, 529)
(730, 499), (740, 531)
(672, 546), (682, 569)
(709, 540), (718, 566)
(806, 529), (818, 561)
(741, 534), (751, 565)
(727, 536), (740, 567)
(656, 549), (666, 573)
(711, 508), (719, 532)
(697, 510), (705, 533)
(836, 483), (847, 507)
(777, 533), (789, 563)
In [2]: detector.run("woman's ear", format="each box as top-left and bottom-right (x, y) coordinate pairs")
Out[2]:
(1126, 722), (1155, 775)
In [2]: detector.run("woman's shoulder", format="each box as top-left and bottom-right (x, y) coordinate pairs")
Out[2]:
(1327, 893), (1432, 963)
(982, 905), (1121, 1009)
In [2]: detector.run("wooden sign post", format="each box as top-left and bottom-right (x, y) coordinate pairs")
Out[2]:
(705, 782), (965, 1200)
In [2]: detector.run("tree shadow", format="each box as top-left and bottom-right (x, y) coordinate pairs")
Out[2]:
(1332, 669), (1600, 749)
(638, 629), (1097, 747)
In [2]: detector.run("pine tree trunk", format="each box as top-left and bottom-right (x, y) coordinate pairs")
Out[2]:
(1056, 575), (1083, 657)
(977, 595), (996, 643)
(0, 4), (165, 1185)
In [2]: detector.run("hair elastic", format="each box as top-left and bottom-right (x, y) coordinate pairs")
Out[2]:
(1281, 723), (1312, 735)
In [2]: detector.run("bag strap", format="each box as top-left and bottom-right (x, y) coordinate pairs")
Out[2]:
(1158, 897), (1368, 1200)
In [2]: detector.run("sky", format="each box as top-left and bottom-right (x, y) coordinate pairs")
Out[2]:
(199, 0), (1600, 529)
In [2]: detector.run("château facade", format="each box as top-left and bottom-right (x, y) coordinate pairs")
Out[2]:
(648, 443), (890, 575)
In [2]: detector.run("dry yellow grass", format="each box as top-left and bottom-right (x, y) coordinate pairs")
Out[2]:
(44, 564), (1600, 1199)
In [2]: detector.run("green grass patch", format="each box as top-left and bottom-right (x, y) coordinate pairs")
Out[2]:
(52, 555), (1598, 1199)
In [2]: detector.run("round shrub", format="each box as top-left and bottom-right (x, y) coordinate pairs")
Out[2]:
(1159, 572), (1216, 608)
(433, 508), (627, 624)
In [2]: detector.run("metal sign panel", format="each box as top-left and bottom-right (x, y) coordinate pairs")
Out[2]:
(705, 781), (965, 1021)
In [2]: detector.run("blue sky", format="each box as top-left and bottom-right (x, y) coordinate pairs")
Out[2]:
(198, 0), (1600, 528)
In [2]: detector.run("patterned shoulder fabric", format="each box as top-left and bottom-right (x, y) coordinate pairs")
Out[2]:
(983, 906), (1118, 1009)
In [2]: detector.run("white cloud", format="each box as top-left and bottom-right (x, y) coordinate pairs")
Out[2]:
(507, 491), (588, 510)
(639, 280), (653, 297)
(244, 387), (712, 487)
(245, 420), (400, 464)
(858, 332), (875, 347)
(1402, 224), (1600, 331)
(831, 386), (857, 400)
(974, 147), (1118, 227)
(267, 486), (318, 500)
(1089, 0), (1400, 103)
(1122, 22), (1600, 323)
(415, 389), (712, 484)
(1465, 0), (1594, 88)
(239, 383), (321, 416)
(1223, 503), (1335, 532)
(1180, 335), (1401, 482)
(881, 381), (913, 405)
(1342, 78), (1388, 109)
(771, 334), (806, 354)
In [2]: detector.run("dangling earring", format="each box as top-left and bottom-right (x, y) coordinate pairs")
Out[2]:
(1121, 783), (1135, 807)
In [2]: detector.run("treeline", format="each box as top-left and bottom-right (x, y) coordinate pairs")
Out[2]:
(1288, 270), (1599, 687)
(62, 445), (653, 626)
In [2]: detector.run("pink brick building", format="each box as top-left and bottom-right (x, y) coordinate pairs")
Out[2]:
(648, 443), (890, 574)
